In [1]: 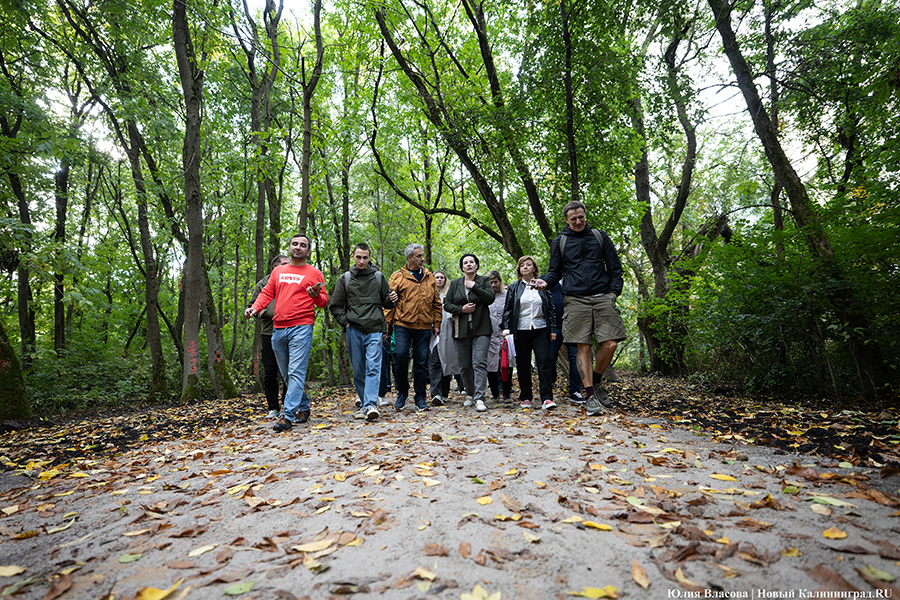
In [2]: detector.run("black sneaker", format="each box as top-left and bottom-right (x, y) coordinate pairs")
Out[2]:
(431, 396), (444, 407)
(415, 398), (429, 411)
(296, 410), (311, 424)
(596, 387), (614, 408)
(585, 394), (606, 416)
(394, 396), (407, 411)
(273, 416), (293, 432)
(568, 391), (586, 404)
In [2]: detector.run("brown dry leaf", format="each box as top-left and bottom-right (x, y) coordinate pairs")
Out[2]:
(166, 561), (198, 570)
(489, 480), (505, 491)
(805, 565), (858, 591)
(216, 546), (234, 563)
(632, 559), (650, 590)
(43, 573), (73, 600)
(423, 543), (448, 557)
(459, 541), (471, 559)
(500, 493), (523, 512)
(674, 568), (703, 591)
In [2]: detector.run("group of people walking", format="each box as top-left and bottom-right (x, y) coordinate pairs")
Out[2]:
(245, 200), (626, 431)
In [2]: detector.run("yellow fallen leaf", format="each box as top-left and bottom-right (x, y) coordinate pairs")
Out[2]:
(476, 496), (493, 505)
(583, 521), (613, 531)
(523, 532), (540, 543)
(561, 515), (583, 524)
(710, 474), (738, 482)
(823, 526), (847, 539)
(460, 583), (501, 600)
(39, 469), (60, 481)
(810, 504), (832, 516)
(649, 424), (663, 429)
(675, 567), (700, 588)
(69, 472), (90, 478)
(657, 521), (681, 530)
(1, 506), (18, 516)
(505, 468), (517, 476)
(0, 565), (27, 577)
(411, 566), (436, 581)
(293, 539), (334, 553)
(782, 547), (801, 557)
(566, 586), (621, 598)
(334, 472), (347, 481)
(53, 490), (74, 497)
(136, 578), (183, 600)
(345, 537), (364, 547)
(535, 481), (547, 488)
(422, 478), (441, 487)
(632, 559), (650, 590)
(313, 424), (331, 429)
(187, 544), (218, 557)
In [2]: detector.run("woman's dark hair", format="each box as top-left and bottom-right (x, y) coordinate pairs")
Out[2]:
(459, 253), (480, 272)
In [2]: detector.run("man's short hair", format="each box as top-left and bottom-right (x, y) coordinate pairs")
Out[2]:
(405, 243), (424, 259)
(353, 243), (370, 254)
(487, 270), (502, 282)
(291, 233), (311, 245)
(563, 200), (586, 219)
(270, 254), (288, 267)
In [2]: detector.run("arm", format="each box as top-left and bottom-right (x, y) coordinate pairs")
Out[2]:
(535, 237), (561, 290)
(383, 271), (401, 325)
(328, 277), (348, 327)
(309, 272), (330, 308)
(544, 290), (558, 334)
(247, 274), (276, 316)
(380, 275), (395, 309)
(603, 232), (624, 297)
(501, 282), (516, 331)
(442, 280), (464, 315)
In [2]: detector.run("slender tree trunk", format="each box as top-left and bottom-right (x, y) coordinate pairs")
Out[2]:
(297, 0), (323, 234)
(0, 318), (30, 420)
(53, 156), (70, 352)
(203, 267), (239, 399)
(174, 0), (206, 401)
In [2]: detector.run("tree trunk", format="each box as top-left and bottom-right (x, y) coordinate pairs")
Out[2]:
(297, 0), (323, 234)
(53, 155), (70, 352)
(203, 267), (239, 399)
(0, 319), (30, 420)
(173, 0), (206, 401)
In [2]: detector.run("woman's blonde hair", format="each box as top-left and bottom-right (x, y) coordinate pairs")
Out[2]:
(515, 255), (540, 279)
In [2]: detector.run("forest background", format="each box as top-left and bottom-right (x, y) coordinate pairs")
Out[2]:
(1, 0), (898, 419)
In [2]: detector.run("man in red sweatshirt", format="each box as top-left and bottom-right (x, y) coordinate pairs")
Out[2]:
(245, 234), (328, 431)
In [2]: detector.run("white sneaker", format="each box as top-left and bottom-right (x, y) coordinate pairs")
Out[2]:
(377, 396), (389, 407)
(463, 396), (474, 407)
(355, 397), (362, 408)
(353, 408), (366, 419)
(541, 398), (557, 410)
(475, 399), (487, 412)
(365, 406), (379, 421)
(431, 395), (444, 407)
(265, 409), (279, 419)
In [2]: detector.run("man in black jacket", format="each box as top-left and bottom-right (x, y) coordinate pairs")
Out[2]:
(330, 243), (396, 421)
(534, 201), (626, 416)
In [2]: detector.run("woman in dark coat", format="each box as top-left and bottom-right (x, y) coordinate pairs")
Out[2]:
(443, 253), (495, 412)
(502, 255), (557, 409)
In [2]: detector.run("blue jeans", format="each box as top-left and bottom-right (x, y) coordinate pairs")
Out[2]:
(551, 336), (582, 394)
(272, 324), (314, 420)
(346, 325), (382, 410)
(393, 325), (431, 403)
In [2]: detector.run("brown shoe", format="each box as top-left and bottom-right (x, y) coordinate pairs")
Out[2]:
(273, 416), (293, 432)
(295, 410), (311, 424)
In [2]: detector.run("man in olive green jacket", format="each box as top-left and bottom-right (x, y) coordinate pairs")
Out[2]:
(330, 243), (396, 421)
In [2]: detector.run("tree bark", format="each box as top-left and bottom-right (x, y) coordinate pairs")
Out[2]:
(173, 0), (206, 401)
(297, 0), (324, 235)
(0, 318), (30, 420)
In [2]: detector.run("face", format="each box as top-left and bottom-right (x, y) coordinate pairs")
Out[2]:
(272, 257), (289, 271)
(434, 272), (446, 288)
(353, 249), (370, 271)
(407, 248), (425, 271)
(461, 256), (478, 274)
(519, 260), (535, 278)
(565, 207), (587, 233)
(290, 236), (311, 261)
(489, 277), (501, 293)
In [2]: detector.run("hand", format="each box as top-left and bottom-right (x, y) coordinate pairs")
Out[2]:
(307, 282), (324, 297)
(244, 307), (257, 319)
(501, 329), (509, 337)
(432, 326), (440, 337)
(610, 293), (617, 302)
(461, 302), (476, 314)
(532, 278), (547, 290)
(464, 279), (475, 289)
(550, 332), (557, 341)
(389, 290), (398, 303)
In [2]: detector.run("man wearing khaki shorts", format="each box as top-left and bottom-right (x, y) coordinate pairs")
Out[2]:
(534, 200), (626, 415)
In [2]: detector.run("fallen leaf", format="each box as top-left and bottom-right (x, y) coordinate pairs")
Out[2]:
(565, 586), (621, 598)
(0, 565), (27, 577)
(223, 580), (255, 596)
(523, 532), (540, 543)
(47, 518), (76, 535)
(583, 521), (613, 531)
(823, 527), (847, 540)
(119, 553), (143, 563)
(293, 539), (333, 553)
(476, 496), (493, 505)
(422, 478), (441, 487)
(460, 541), (471, 558)
(187, 544), (217, 557)
(632, 559), (650, 590)
(135, 578), (183, 600)
(460, 583), (501, 600)
(710, 474), (737, 481)
(411, 566), (436, 581)
(860, 565), (896, 582)
(43, 572), (73, 600)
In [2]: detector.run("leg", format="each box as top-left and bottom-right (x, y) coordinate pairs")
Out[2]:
(379, 336), (392, 397)
(282, 324), (314, 419)
(515, 331), (535, 401)
(346, 325), (367, 402)
(260, 334), (281, 412)
(410, 328), (431, 404)
(566, 344), (582, 395)
(487, 370), (499, 399)
(392, 325), (412, 407)
(362, 331), (382, 410)
(429, 345), (443, 398)
(594, 340), (617, 378)
(532, 328), (554, 401)
(471, 335), (491, 401)
(576, 343), (593, 393)
(454, 337), (474, 401)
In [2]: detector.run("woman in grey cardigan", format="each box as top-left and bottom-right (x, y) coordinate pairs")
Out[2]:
(443, 254), (495, 412)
